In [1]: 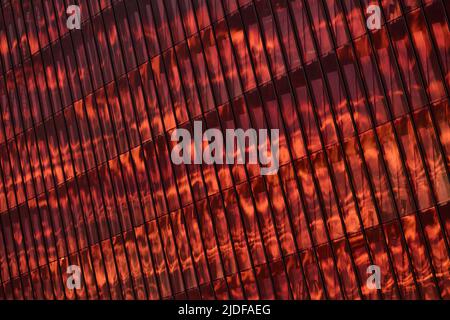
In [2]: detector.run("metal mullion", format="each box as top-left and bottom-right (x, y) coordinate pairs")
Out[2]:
(4, 137), (50, 298)
(0, 1), (16, 78)
(0, 83), (38, 300)
(0, 0), (105, 78)
(0, 85), (37, 300)
(55, 0), (120, 248)
(180, 0), (261, 298)
(217, 0), (315, 300)
(130, 0), (215, 293)
(51, 99), (120, 300)
(44, 0), (119, 299)
(358, 0), (429, 291)
(1, 0), (251, 81)
(54, 93), (117, 298)
(372, 0), (446, 297)
(402, 0), (450, 245)
(352, 0), (425, 299)
(0, 1), (11, 80)
(233, 66), (306, 298)
(320, 0), (404, 299)
(345, 0), (422, 297)
(400, 0), (450, 227)
(73, 0), (160, 299)
(0, 0), (321, 148)
(175, 0), (244, 298)
(333, 0), (405, 299)
(417, 0), (450, 96)
(204, 0), (310, 298)
(0, 62), (47, 300)
(371, 1), (445, 223)
(116, 0), (187, 299)
(270, 0), (355, 298)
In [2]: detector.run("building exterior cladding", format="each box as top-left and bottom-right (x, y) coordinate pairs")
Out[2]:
(0, 0), (448, 300)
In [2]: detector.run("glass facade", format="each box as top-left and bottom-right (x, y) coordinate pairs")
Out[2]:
(0, 0), (448, 299)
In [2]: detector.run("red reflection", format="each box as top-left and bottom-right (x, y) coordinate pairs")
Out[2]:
(0, 0), (448, 300)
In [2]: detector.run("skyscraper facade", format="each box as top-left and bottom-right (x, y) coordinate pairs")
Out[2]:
(0, 0), (449, 300)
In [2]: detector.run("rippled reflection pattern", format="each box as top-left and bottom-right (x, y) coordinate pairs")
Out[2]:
(0, 0), (449, 300)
